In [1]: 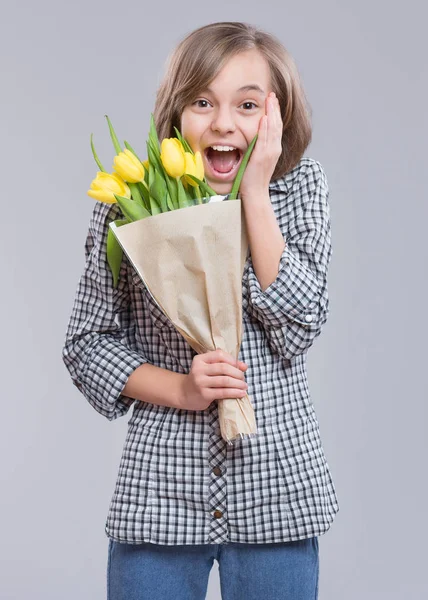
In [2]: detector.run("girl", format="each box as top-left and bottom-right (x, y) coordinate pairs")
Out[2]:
(63, 21), (339, 600)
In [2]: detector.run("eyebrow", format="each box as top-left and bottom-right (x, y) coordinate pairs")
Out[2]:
(203, 84), (265, 96)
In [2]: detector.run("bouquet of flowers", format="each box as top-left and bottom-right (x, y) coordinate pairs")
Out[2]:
(87, 114), (258, 445)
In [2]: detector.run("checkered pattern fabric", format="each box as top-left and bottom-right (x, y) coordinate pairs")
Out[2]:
(62, 156), (339, 545)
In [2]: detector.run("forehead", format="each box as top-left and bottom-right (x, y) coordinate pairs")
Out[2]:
(203, 83), (266, 97)
(202, 50), (271, 96)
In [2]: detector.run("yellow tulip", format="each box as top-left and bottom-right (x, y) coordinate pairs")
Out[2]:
(184, 151), (204, 187)
(87, 171), (131, 204)
(142, 159), (149, 173)
(160, 138), (186, 178)
(112, 149), (145, 183)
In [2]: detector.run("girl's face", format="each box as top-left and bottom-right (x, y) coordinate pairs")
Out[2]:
(180, 49), (273, 195)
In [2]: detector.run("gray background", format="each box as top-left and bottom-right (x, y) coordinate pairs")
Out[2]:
(1, 0), (427, 598)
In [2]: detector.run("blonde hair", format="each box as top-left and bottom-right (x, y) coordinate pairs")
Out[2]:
(154, 22), (312, 180)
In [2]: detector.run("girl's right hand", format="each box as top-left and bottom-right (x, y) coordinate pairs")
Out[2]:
(178, 349), (248, 411)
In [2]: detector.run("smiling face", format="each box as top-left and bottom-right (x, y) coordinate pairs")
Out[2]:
(180, 49), (272, 195)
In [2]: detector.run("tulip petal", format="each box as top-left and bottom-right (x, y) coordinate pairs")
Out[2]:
(195, 151), (204, 180)
(124, 141), (145, 166)
(160, 138), (185, 178)
(87, 188), (117, 203)
(113, 150), (145, 183)
(87, 171), (131, 203)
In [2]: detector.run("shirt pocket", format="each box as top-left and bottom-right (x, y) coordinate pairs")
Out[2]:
(273, 406), (327, 503)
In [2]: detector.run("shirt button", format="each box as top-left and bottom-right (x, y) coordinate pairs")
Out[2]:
(213, 466), (222, 476)
(213, 510), (223, 519)
(305, 314), (313, 323)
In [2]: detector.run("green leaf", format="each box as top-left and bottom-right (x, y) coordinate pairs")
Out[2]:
(229, 134), (258, 200)
(165, 176), (178, 209)
(166, 191), (174, 211)
(147, 140), (177, 208)
(137, 181), (151, 212)
(113, 194), (151, 222)
(165, 174), (178, 209)
(147, 139), (163, 174)
(185, 175), (218, 197)
(107, 218), (128, 288)
(128, 182), (146, 208)
(173, 127), (193, 154)
(150, 195), (162, 215)
(186, 183), (196, 200)
(177, 178), (193, 208)
(104, 115), (122, 154)
(147, 151), (155, 189)
(150, 168), (168, 213)
(123, 140), (144, 163)
(149, 113), (160, 151)
(194, 185), (202, 204)
(90, 134), (105, 171)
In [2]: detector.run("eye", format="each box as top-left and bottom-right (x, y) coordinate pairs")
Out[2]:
(193, 99), (211, 108)
(241, 102), (257, 110)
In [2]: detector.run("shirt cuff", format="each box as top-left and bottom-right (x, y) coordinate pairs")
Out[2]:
(72, 335), (148, 421)
(246, 244), (321, 328)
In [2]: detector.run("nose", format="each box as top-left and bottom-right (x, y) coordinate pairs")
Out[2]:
(210, 106), (236, 134)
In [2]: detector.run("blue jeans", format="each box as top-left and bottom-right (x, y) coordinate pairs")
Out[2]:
(107, 536), (319, 599)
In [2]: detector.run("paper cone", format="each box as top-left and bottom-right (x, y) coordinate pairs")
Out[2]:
(110, 198), (258, 444)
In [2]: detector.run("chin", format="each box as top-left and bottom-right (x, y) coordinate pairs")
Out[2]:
(208, 181), (233, 196)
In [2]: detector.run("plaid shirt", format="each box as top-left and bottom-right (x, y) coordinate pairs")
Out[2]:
(62, 156), (339, 546)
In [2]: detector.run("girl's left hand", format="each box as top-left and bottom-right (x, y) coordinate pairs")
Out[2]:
(239, 92), (283, 200)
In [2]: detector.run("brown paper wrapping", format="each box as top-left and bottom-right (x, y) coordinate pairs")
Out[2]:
(110, 198), (258, 444)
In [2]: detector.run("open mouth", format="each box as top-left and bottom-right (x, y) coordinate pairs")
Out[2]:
(204, 147), (243, 179)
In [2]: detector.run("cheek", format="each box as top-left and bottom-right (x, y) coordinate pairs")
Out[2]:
(181, 118), (204, 149)
(180, 110), (191, 134)
(181, 117), (194, 141)
(242, 119), (261, 143)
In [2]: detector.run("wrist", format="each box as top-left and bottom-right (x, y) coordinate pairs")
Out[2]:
(240, 188), (270, 204)
(174, 373), (188, 410)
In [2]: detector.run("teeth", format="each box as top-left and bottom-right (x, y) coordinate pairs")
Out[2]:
(210, 145), (237, 152)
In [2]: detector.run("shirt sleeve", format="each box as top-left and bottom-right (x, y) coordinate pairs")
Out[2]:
(62, 200), (149, 420)
(245, 161), (332, 360)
